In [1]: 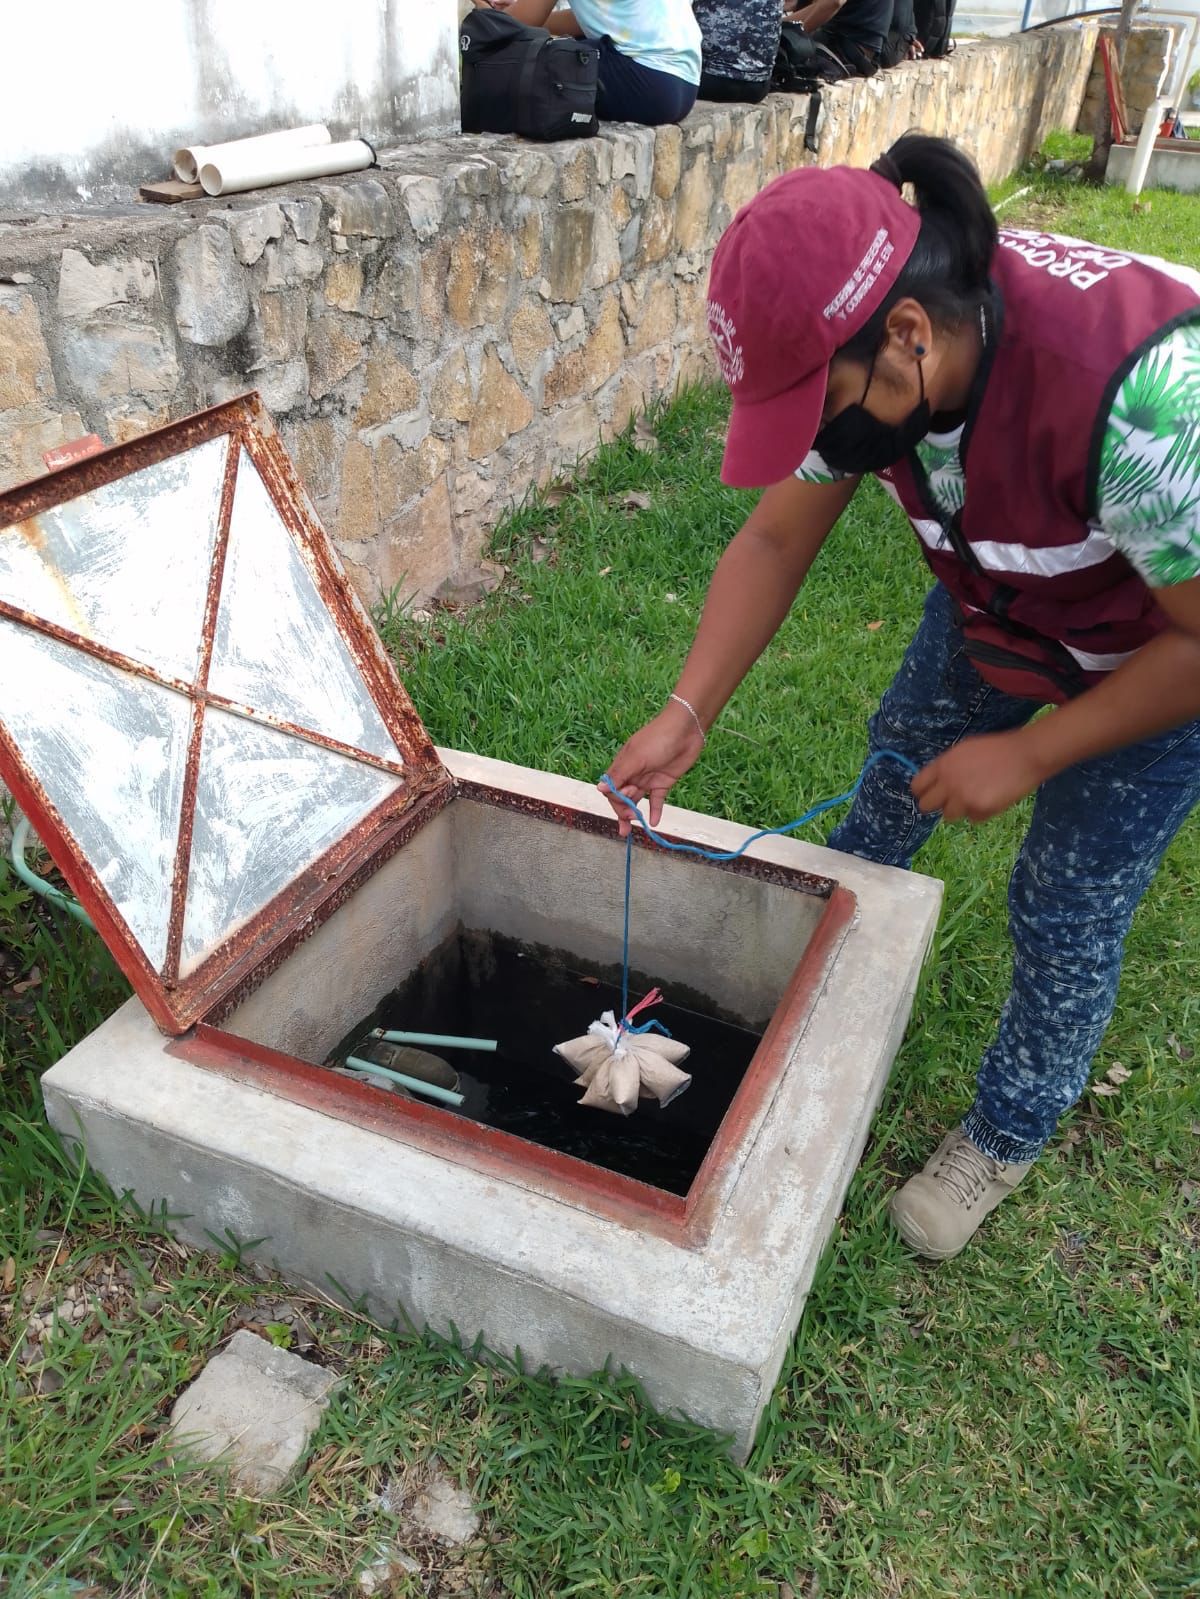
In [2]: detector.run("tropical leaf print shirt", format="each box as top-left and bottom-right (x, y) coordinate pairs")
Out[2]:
(797, 321), (1200, 590)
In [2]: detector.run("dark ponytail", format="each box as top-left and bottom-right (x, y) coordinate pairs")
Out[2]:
(841, 133), (998, 360)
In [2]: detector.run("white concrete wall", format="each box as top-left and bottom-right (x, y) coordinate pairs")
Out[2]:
(1, 0), (459, 210)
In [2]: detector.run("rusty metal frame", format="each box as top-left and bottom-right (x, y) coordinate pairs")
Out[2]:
(169, 781), (857, 1249)
(0, 394), (451, 1034)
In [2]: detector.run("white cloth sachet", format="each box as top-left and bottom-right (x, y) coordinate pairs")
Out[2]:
(554, 1011), (692, 1116)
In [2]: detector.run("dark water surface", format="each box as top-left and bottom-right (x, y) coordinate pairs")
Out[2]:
(329, 930), (761, 1196)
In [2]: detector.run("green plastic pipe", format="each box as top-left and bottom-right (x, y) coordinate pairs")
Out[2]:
(11, 816), (95, 930)
(373, 1028), (497, 1053)
(344, 1055), (466, 1107)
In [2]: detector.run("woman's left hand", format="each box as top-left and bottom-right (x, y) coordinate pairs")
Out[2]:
(910, 730), (1046, 822)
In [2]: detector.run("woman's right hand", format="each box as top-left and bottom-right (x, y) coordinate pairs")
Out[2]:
(600, 703), (706, 837)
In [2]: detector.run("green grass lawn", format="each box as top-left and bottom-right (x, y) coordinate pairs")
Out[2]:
(2, 154), (1200, 1598)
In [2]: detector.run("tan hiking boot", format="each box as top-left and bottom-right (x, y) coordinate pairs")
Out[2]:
(890, 1128), (1033, 1260)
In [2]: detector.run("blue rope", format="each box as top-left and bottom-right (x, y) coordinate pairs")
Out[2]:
(619, 832), (650, 1032)
(604, 748), (918, 1034)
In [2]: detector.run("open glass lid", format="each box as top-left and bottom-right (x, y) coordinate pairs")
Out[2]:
(0, 395), (450, 1034)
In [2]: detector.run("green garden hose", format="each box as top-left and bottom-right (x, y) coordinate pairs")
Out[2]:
(11, 815), (95, 930)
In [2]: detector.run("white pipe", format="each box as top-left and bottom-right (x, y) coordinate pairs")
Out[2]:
(1125, 95), (1169, 193)
(199, 138), (376, 197)
(994, 184), (1032, 213)
(173, 123), (332, 184)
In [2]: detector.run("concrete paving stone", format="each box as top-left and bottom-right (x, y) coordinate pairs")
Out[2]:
(406, 1469), (481, 1545)
(167, 1328), (339, 1496)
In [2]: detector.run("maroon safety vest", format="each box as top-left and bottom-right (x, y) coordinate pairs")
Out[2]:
(876, 229), (1200, 703)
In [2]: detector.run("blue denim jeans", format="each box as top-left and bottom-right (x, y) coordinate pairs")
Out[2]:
(828, 582), (1200, 1163)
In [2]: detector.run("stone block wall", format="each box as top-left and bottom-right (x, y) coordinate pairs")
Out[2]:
(1078, 25), (1174, 139)
(0, 25), (1096, 609)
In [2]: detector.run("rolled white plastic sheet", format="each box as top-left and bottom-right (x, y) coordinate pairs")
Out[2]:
(199, 138), (376, 197)
(173, 123), (332, 184)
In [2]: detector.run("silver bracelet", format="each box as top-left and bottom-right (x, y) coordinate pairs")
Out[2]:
(668, 692), (707, 745)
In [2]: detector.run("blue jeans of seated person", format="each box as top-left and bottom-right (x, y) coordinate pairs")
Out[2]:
(592, 35), (697, 125)
(827, 581), (1200, 1164)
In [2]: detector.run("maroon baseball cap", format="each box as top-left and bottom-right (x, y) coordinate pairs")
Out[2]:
(707, 165), (922, 488)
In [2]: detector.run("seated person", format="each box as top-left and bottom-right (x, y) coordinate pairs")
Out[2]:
(782, 0), (915, 76)
(884, 0), (924, 65)
(693, 0), (782, 104)
(911, 0), (954, 57)
(475, 0), (702, 125)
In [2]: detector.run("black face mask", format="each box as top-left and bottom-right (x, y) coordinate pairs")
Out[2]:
(814, 353), (930, 476)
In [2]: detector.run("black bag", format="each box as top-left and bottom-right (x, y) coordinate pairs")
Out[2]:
(459, 9), (599, 141)
(913, 0), (956, 57)
(773, 21), (874, 89)
(815, 36), (877, 79)
(772, 22), (819, 91)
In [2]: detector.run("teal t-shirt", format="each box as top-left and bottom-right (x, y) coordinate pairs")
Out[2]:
(568, 0), (703, 83)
